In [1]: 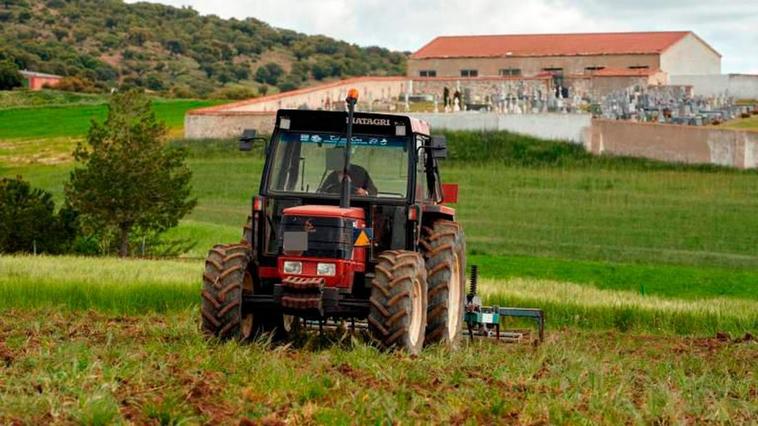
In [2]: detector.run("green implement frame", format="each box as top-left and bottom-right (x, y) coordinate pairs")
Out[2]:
(463, 266), (545, 343)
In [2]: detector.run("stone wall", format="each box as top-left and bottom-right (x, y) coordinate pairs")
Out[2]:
(586, 119), (757, 169)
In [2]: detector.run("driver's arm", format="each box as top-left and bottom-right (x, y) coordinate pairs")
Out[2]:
(364, 173), (378, 196)
(319, 171), (340, 193)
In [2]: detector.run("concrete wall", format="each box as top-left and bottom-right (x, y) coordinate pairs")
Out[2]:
(407, 54), (661, 78)
(660, 33), (721, 75)
(410, 113), (591, 143)
(587, 119), (757, 169)
(669, 74), (758, 98)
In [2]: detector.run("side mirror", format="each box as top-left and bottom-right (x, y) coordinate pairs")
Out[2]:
(240, 129), (266, 152)
(431, 135), (448, 159)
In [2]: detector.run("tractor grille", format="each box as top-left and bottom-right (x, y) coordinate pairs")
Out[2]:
(280, 216), (354, 259)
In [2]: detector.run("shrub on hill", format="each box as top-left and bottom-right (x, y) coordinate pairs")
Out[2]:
(0, 60), (23, 90)
(210, 85), (259, 100)
(45, 76), (96, 93)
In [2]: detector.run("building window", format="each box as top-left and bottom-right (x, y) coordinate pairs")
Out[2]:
(460, 69), (478, 77)
(628, 65), (650, 69)
(499, 68), (521, 76)
(542, 67), (563, 74)
(585, 66), (605, 71)
(419, 70), (436, 77)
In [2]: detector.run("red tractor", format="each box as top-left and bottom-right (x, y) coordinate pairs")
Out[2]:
(201, 90), (465, 353)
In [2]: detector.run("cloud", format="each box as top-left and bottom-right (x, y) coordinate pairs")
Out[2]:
(125, 0), (757, 73)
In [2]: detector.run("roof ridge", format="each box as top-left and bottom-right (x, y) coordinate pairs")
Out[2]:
(431, 31), (691, 39)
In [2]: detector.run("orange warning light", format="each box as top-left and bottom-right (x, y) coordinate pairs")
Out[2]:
(347, 88), (359, 101)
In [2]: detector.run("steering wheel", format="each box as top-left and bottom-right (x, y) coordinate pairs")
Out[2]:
(320, 181), (363, 195)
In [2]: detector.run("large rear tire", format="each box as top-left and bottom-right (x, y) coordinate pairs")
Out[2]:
(421, 220), (466, 347)
(368, 250), (428, 354)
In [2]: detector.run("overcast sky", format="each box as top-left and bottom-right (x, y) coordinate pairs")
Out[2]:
(128, 0), (757, 73)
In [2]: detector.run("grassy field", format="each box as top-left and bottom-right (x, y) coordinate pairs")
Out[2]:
(2, 255), (755, 336)
(0, 308), (755, 424)
(0, 98), (226, 141)
(3, 137), (757, 300)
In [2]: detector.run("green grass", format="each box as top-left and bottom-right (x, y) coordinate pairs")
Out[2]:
(479, 278), (756, 335)
(0, 308), (755, 424)
(1, 255), (755, 336)
(0, 255), (199, 313)
(0, 98), (226, 140)
(3, 136), (758, 302)
(720, 115), (758, 130)
(471, 254), (758, 301)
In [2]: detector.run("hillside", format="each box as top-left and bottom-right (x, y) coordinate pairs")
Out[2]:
(0, 0), (407, 97)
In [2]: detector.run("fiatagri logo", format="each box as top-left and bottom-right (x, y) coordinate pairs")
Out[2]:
(347, 117), (391, 126)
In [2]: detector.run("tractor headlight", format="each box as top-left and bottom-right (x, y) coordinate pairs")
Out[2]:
(317, 263), (336, 276)
(283, 261), (302, 274)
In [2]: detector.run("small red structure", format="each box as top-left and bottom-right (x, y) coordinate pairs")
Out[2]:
(19, 70), (63, 91)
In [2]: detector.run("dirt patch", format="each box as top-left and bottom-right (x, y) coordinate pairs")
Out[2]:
(0, 340), (14, 367)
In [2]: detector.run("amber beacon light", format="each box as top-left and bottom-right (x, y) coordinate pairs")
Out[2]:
(346, 88), (359, 102)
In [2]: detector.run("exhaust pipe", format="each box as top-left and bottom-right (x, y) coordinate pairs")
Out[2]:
(341, 89), (359, 209)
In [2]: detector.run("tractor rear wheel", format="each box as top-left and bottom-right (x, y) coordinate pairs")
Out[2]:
(368, 250), (428, 354)
(421, 220), (466, 347)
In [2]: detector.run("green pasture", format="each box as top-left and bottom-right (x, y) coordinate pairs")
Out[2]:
(0, 98), (225, 140)
(1, 255), (755, 336)
(3, 136), (757, 305)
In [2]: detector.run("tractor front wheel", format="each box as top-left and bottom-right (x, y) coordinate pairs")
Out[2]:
(201, 243), (294, 341)
(368, 250), (428, 354)
(201, 243), (252, 341)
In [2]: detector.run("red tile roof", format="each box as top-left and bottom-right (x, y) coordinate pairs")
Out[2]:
(411, 31), (696, 59)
